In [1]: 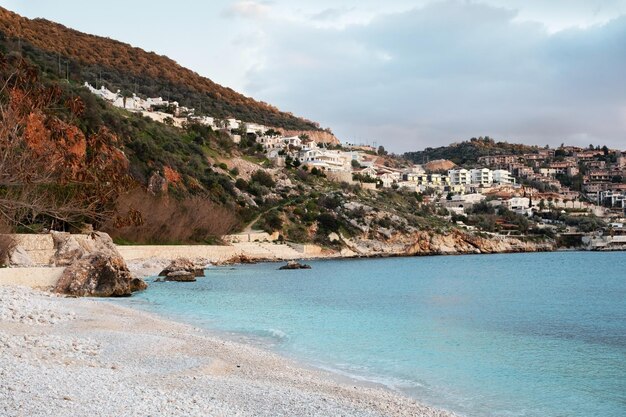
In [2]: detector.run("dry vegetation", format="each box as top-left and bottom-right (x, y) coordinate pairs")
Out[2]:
(0, 7), (321, 131)
(105, 189), (241, 244)
(0, 55), (130, 230)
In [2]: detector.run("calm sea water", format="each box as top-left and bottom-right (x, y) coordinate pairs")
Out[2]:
(120, 252), (626, 417)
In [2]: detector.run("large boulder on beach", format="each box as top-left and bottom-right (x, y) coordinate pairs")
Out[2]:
(51, 231), (120, 266)
(54, 253), (145, 297)
(51, 231), (148, 297)
(158, 258), (205, 277)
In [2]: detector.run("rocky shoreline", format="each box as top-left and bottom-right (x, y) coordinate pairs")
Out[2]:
(0, 285), (456, 417)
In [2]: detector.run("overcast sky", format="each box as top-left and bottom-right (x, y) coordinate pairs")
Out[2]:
(3, 0), (625, 152)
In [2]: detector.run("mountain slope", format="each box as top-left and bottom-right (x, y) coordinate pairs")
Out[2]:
(0, 7), (323, 132)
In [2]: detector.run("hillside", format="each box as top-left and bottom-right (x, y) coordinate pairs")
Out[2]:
(0, 8), (564, 252)
(405, 136), (540, 166)
(0, 7), (323, 132)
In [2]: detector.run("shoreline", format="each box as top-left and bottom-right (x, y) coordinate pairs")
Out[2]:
(0, 284), (456, 417)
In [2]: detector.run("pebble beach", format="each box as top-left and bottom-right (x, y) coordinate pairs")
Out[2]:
(0, 285), (454, 417)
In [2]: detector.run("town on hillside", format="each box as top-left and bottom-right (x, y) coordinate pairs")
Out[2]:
(84, 82), (626, 248)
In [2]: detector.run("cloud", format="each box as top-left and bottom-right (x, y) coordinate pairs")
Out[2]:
(242, 1), (626, 152)
(223, 1), (271, 19)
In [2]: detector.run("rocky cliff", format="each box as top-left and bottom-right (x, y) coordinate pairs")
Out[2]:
(282, 130), (341, 145)
(341, 229), (554, 257)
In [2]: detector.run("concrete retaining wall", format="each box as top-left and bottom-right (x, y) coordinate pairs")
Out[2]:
(117, 245), (240, 262)
(286, 243), (325, 256)
(224, 231), (279, 243)
(0, 267), (65, 289)
(9, 234), (56, 265)
(5, 234), (98, 266)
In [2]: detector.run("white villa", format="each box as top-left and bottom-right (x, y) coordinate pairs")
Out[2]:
(448, 169), (471, 185)
(493, 169), (516, 184)
(84, 82), (190, 114)
(449, 168), (514, 186)
(470, 168), (493, 185)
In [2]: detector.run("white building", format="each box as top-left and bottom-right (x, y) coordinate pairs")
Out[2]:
(470, 168), (493, 185)
(448, 169), (471, 185)
(226, 118), (240, 130)
(451, 193), (486, 204)
(493, 170), (515, 184)
(504, 197), (530, 211)
(299, 148), (351, 171)
(258, 136), (283, 149)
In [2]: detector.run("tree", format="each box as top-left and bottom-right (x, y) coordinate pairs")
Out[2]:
(538, 199), (546, 211)
(377, 145), (387, 156)
(351, 159), (361, 169)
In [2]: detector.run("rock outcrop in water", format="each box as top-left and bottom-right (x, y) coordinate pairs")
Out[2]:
(164, 271), (196, 282)
(278, 261), (312, 270)
(158, 258), (206, 277)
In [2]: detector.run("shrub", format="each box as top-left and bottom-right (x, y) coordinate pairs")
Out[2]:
(235, 178), (248, 191)
(287, 225), (308, 242)
(250, 170), (275, 188)
(317, 213), (340, 232)
(262, 211), (283, 232)
(318, 194), (342, 210)
(104, 188), (241, 244)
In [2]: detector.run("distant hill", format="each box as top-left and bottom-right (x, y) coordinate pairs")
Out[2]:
(405, 136), (540, 166)
(0, 7), (324, 132)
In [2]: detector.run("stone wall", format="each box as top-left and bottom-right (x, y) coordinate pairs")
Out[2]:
(223, 231), (279, 243)
(0, 267), (65, 289)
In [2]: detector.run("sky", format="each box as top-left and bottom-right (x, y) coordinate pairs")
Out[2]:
(2, 0), (626, 152)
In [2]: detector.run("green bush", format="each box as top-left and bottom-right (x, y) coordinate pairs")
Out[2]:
(251, 170), (275, 188)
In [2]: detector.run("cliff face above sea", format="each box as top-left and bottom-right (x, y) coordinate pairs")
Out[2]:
(341, 229), (554, 257)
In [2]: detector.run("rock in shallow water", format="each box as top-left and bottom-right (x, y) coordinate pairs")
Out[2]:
(158, 258), (205, 277)
(164, 271), (196, 282)
(278, 261), (312, 270)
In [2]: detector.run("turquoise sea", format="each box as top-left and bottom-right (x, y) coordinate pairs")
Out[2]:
(120, 252), (626, 417)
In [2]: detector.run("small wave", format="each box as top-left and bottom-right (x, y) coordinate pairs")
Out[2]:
(265, 328), (289, 341)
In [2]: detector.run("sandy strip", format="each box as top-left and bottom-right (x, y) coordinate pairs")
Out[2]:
(0, 285), (455, 417)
